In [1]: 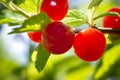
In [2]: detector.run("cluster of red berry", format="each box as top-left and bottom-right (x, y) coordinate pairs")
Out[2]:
(27, 0), (120, 62)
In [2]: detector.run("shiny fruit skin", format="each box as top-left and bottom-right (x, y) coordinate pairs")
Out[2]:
(27, 31), (42, 43)
(103, 7), (120, 28)
(40, 0), (68, 21)
(42, 22), (75, 54)
(73, 28), (106, 62)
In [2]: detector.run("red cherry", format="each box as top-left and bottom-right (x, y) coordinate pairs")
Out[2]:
(42, 22), (75, 54)
(73, 28), (106, 62)
(27, 31), (42, 43)
(103, 7), (120, 28)
(40, 0), (68, 21)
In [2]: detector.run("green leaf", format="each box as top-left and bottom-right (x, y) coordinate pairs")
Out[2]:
(9, 12), (51, 34)
(93, 12), (120, 21)
(32, 44), (50, 72)
(94, 39), (120, 80)
(0, 0), (11, 3)
(62, 9), (88, 27)
(13, 0), (25, 4)
(0, 0), (43, 17)
(13, 0), (43, 14)
(88, 0), (103, 9)
(51, 55), (93, 80)
(0, 9), (25, 25)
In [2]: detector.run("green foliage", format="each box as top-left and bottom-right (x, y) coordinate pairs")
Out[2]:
(0, 9), (25, 25)
(0, 58), (20, 79)
(36, 54), (93, 80)
(88, 0), (103, 9)
(0, 0), (43, 15)
(88, 0), (104, 25)
(53, 56), (93, 80)
(93, 12), (120, 21)
(12, 0), (43, 14)
(0, 0), (11, 3)
(32, 44), (50, 72)
(13, 0), (24, 4)
(94, 38), (120, 80)
(0, 40), (24, 80)
(62, 9), (88, 27)
(9, 12), (51, 34)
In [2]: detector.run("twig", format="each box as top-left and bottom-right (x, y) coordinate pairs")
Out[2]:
(74, 27), (120, 33)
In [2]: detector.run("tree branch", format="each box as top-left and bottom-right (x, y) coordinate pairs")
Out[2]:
(74, 27), (120, 33)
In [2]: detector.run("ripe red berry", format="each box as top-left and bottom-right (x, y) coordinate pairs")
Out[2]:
(40, 0), (68, 21)
(27, 31), (42, 43)
(41, 22), (75, 54)
(73, 28), (106, 62)
(103, 7), (120, 28)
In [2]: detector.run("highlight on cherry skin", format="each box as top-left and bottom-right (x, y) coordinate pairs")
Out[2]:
(73, 28), (106, 62)
(40, 0), (68, 21)
(27, 31), (42, 43)
(103, 7), (120, 28)
(41, 22), (75, 54)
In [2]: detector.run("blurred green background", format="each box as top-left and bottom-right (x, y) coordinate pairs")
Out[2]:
(0, 0), (120, 80)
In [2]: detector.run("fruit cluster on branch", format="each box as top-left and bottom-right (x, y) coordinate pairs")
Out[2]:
(1, 0), (120, 72)
(26, 0), (120, 62)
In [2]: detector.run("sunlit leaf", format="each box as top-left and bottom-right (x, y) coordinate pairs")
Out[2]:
(94, 39), (120, 80)
(0, 58), (21, 78)
(0, 9), (25, 25)
(62, 9), (88, 27)
(9, 12), (51, 34)
(0, 0), (11, 3)
(50, 55), (93, 80)
(13, 0), (43, 14)
(0, 0), (43, 17)
(93, 12), (120, 21)
(66, 65), (92, 80)
(32, 44), (50, 72)
(88, 0), (103, 9)
(13, 0), (25, 4)
(0, 18), (14, 24)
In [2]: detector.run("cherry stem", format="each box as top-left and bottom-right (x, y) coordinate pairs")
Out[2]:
(74, 27), (120, 33)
